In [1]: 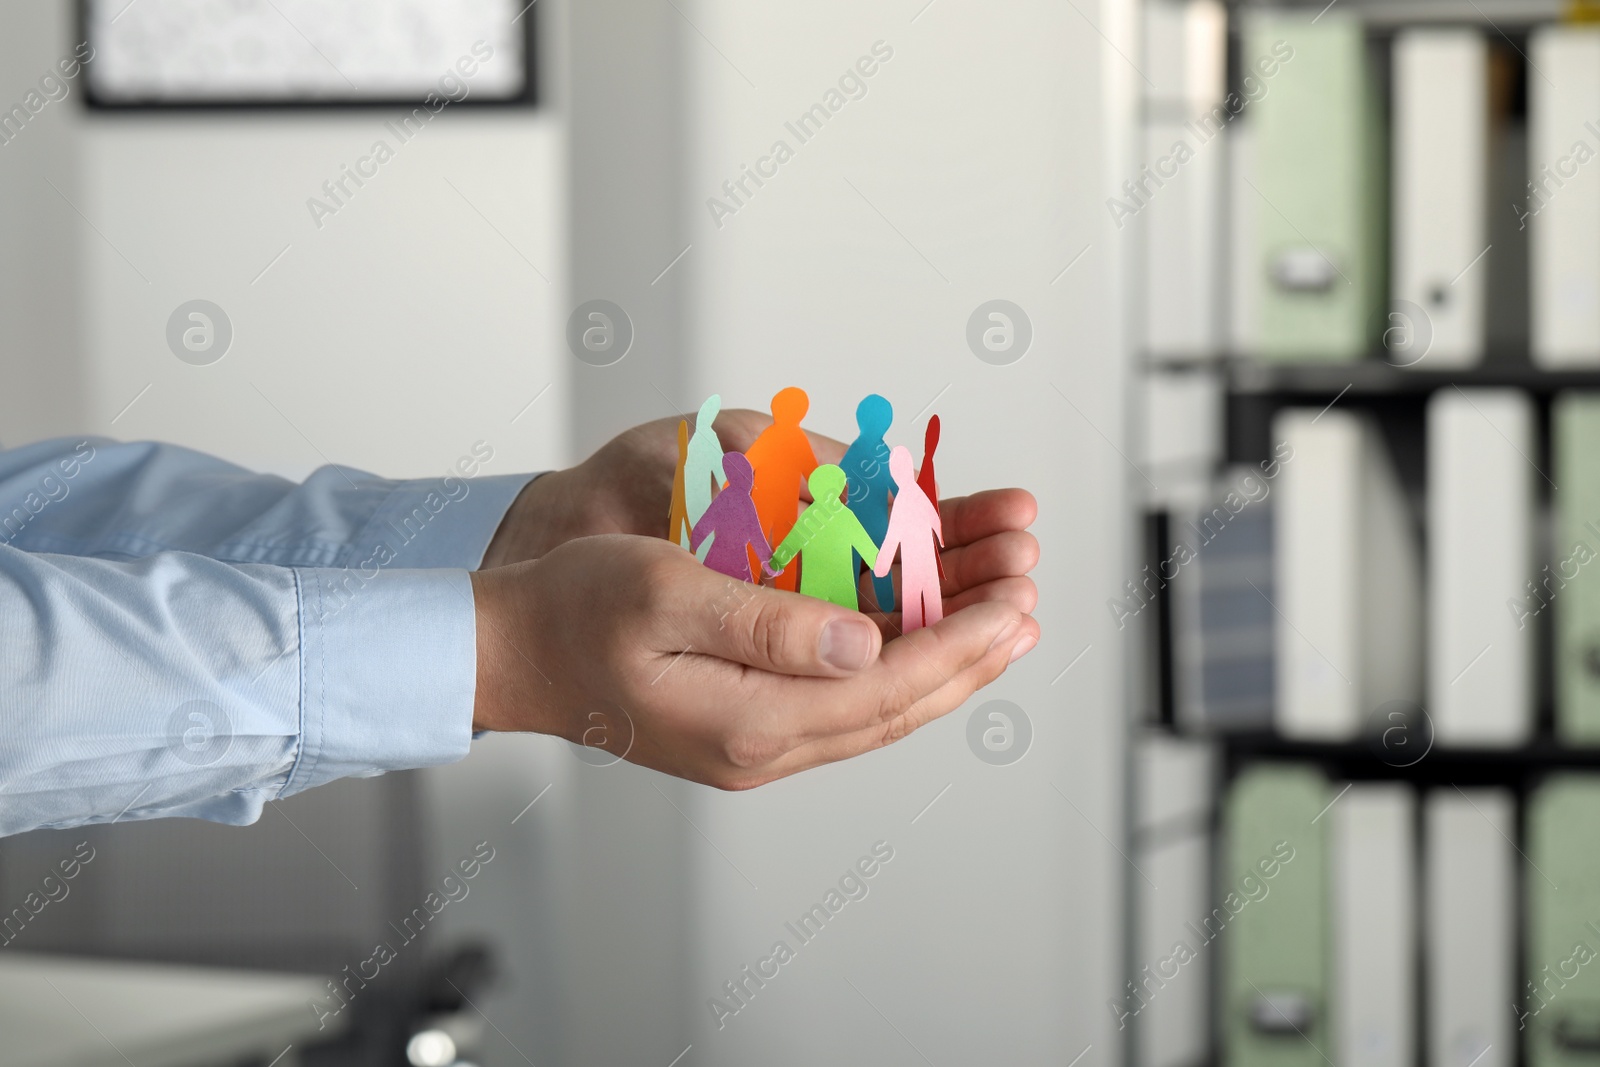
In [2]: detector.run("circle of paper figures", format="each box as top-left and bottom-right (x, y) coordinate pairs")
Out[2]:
(666, 386), (946, 629)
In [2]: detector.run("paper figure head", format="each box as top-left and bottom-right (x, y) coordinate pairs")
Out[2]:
(770, 386), (809, 424)
(723, 450), (755, 491)
(888, 444), (916, 486)
(696, 393), (722, 428)
(808, 463), (848, 503)
(855, 393), (893, 438)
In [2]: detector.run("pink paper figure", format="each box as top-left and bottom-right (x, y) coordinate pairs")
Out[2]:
(873, 445), (944, 631)
(691, 452), (772, 583)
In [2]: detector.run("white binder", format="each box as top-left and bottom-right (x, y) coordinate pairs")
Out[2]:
(1143, 119), (1225, 360)
(1393, 30), (1489, 368)
(1227, 122), (1259, 357)
(1427, 389), (1536, 745)
(1332, 784), (1417, 1067)
(1425, 788), (1514, 1067)
(1273, 409), (1422, 740)
(1530, 27), (1600, 366)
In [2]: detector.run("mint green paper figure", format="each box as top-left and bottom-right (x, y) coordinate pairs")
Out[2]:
(765, 465), (879, 610)
(685, 394), (726, 561)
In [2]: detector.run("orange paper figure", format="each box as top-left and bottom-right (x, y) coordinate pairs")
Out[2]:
(918, 414), (946, 581)
(873, 446), (944, 630)
(667, 419), (691, 549)
(767, 466), (879, 610)
(744, 387), (818, 592)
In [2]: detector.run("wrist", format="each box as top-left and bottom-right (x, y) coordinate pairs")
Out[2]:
(480, 470), (567, 569)
(470, 563), (555, 734)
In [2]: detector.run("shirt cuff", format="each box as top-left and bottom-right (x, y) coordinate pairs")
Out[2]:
(354, 472), (541, 570)
(281, 566), (479, 796)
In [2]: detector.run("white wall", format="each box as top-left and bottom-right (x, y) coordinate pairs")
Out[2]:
(672, 1), (1138, 1063)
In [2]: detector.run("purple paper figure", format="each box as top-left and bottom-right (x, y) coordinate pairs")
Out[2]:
(691, 452), (772, 583)
(872, 445), (944, 631)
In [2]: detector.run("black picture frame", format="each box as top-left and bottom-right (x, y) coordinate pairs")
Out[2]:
(77, 0), (539, 112)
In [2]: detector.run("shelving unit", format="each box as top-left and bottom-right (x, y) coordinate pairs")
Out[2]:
(1127, 1), (1600, 1066)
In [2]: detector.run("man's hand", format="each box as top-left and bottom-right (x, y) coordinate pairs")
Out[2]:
(481, 408), (840, 568)
(469, 535), (1038, 789)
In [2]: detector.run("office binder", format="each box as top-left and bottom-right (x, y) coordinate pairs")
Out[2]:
(1131, 732), (1214, 1067)
(1143, 0), (1227, 111)
(1530, 27), (1600, 366)
(1331, 784), (1417, 1067)
(1393, 30), (1489, 368)
(1142, 0), (1227, 360)
(1228, 122), (1260, 357)
(1427, 389), (1536, 745)
(1144, 119), (1226, 359)
(1273, 409), (1422, 740)
(1554, 394), (1600, 744)
(1221, 764), (1329, 1067)
(1171, 468), (1275, 732)
(1246, 14), (1384, 361)
(1425, 788), (1514, 1067)
(1526, 775), (1600, 1065)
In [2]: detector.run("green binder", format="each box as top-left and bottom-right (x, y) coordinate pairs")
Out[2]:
(1527, 775), (1600, 1064)
(1246, 15), (1385, 361)
(1555, 394), (1600, 744)
(1221, 764), (1330, 1067)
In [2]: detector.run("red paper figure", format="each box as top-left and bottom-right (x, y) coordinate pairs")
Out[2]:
(690, 452), (772, 583)
(873, 445), (944, 630)
(744, 386), (818, 592)
(918, 414), (946, 581)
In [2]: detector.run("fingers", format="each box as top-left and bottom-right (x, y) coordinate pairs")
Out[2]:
(858, 527), (1038, 606)
(675, 573), (884, 678)
(759, 600), (1029, 744)
(940, 528), (1040, 595)
(767, 611), (1040, 775)
(862, 575), (1038, 641)
(940, 489), (1038, 550)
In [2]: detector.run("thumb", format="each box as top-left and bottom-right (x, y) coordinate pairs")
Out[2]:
(693, 584), (883, 677)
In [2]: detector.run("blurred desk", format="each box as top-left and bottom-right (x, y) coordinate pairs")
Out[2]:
(0, 952), (339, 1067)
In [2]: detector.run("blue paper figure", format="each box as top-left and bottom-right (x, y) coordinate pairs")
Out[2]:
(840, 393), (897, 612)
(685, 394), (727, 562)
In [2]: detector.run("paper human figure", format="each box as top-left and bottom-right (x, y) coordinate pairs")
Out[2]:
(767, 465), (880, 611)
(918, 414), (946, 581)
(684, 394), (727, 561)
(841, 394), (897, 612)
(668, 418), (692, 549)
(744, 387), (818, 592)
(690, 452), (772, 583)
(873, 445), (944, 631)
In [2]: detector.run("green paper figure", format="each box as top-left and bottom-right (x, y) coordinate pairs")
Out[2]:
(766, 465), (880, 611)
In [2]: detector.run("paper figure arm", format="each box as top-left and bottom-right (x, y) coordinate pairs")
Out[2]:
(766, 525), (802, 577)
(872, 512), (902, 579)
(847, 513), (880, 572)
(689, 501), (716, 553)
(750, 520), (774, 569)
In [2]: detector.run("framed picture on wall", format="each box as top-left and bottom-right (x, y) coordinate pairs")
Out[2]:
(79, 0), (537, 109)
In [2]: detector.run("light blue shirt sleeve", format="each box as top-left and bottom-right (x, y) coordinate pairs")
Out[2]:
(0, 437), (541, 837)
